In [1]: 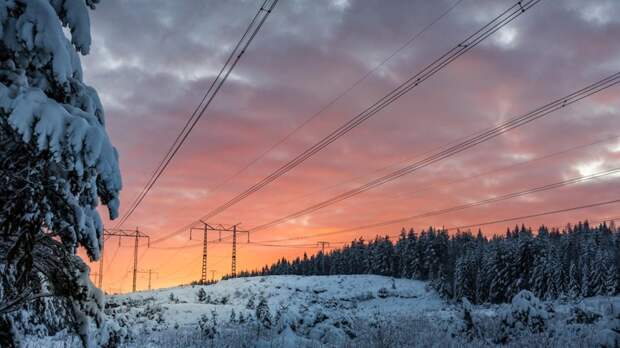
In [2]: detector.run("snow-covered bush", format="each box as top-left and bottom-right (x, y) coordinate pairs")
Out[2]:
(196, 288), (206, 303)
(168, 292), (180, 304)
(255, 297), (272, 336)
(273, 302), (290, 334)
(220, 295), (229, 305)
(198, 311), (218, 340)
(377, 287), (390, 298)
(567, 305), (602, 325)
(138, 304), (165, 325)
(496, 290), (550, 343)
(229, 309), (236, 324)
(246, 295), (256, 309)
(455, 297), (479, 341)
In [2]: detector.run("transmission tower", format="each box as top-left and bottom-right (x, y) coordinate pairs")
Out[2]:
(230, 224), (250, 278)
(316, 241), (330, 254)
(103, 228), (150, 292)
(190, 222), (249, 282)
(317, 241), (330, 274)
(209, 270), (218, 282)
(133, 269), (158, 291)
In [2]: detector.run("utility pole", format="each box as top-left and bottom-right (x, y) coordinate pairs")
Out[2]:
(104, 228), (150, 292)
(209, 270), (218, 282)
(190, 222), (249, 282)
(317, 241), (330, 274)
(132, 269), (158, 291)
(148, 269), (155, 290)
(98, 238), (104, 288)
(317, 241), (330, 254)
(97, 235), (114, 288)
(91, 272), (99, 284)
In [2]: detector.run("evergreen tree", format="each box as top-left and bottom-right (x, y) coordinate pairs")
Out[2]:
(0, 1), (121, 344)
(255, 297), (272, 336)
(197, 288), (207, 302)
(241, 220), (620, 303)
(567, 262), (581, 298)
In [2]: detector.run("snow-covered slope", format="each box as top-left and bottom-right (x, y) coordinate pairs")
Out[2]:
(107, 275), (447, 346)
(24, 275), (620, 347)
(100, 275), (619, 348)
(118, 275), (442, 321)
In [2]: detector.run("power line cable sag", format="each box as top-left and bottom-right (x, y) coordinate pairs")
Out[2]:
(114, 0), (279, 228)
(248, 72), (620, 232)
(256, 134), (620, 217)
(200, 0), (466, 199)
(442, 199), (620, 232)
(254, 166), (620, 243)
(196, 0), (542, 221)
(149, 132), (620, 252)
(152, 0), (469, 243)
(160, 0), (543, 243)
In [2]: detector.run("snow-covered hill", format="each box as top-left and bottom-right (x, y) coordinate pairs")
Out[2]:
(24, 275), (620, 347)
(106, 275), (448, 347)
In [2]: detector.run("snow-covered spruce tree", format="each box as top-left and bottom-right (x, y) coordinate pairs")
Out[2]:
(196, 287), (207, 303)
(255, 297), (272, 337)
(0, 0), (121, 345)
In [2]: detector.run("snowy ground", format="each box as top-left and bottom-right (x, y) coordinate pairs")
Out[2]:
(106, 275), (449, 347)
(23, 275), (620, 347)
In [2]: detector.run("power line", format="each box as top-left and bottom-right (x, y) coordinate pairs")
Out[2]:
(316, 212), (620, 250)
(162, 0), (543, 243)
(222, 203), (620, 273)
(217, 205), (620, 275)
(150, 0), (472, 246)
(114, 0), (279, 228)
(195, 0), (541, 221)
(442, 199), (620, 232)
(249, 241), (343, 248)
(249, 72), (620, 232)
(254, 167), (620, 244)
(146, 133), (619, 252)
(256, 133), (620, 218)
(200, 0), (466, 199)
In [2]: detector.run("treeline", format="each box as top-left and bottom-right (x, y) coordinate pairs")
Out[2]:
(230, 221), (620, 303)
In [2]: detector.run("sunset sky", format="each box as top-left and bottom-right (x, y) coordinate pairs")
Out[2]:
(81, 0), (620, 292)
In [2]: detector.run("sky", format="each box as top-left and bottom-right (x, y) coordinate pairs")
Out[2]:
(80, 0), (620, 292)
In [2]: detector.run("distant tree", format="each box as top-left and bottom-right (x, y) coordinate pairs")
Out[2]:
(454, 252), (477, 302)
(239, 220), (620, 304)
(567, 262), (581, 298)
